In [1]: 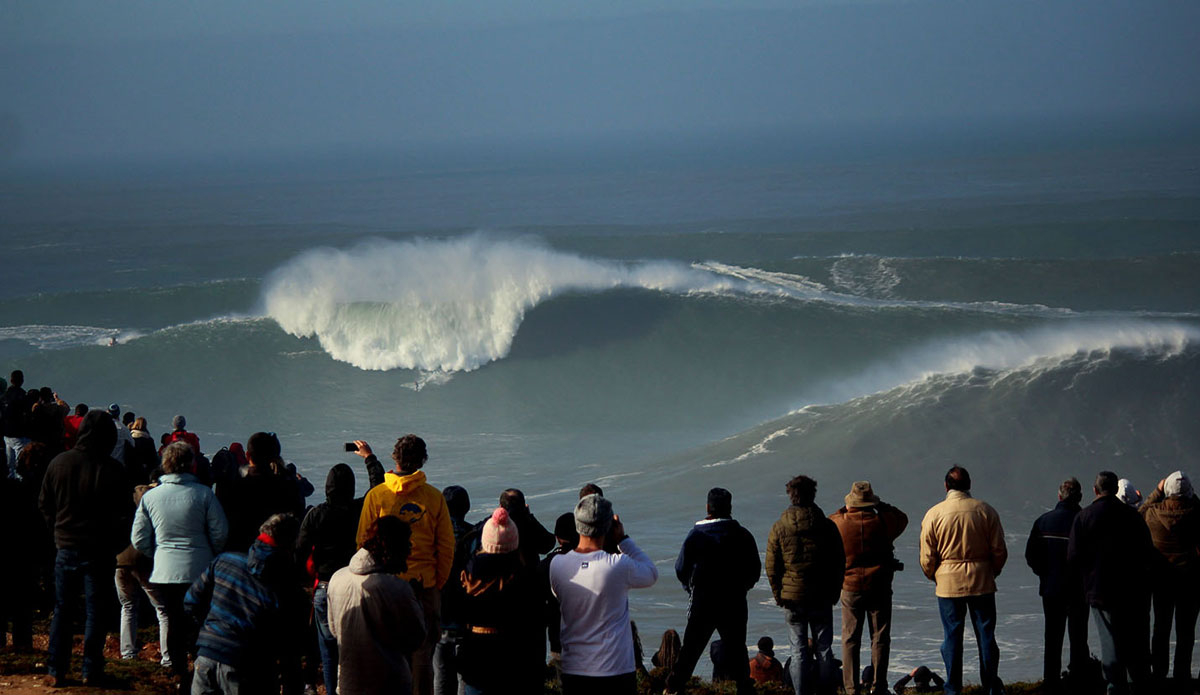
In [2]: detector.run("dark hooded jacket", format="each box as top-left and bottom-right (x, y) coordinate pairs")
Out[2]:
(766, 504), (845, 608)
(217, 467), (304, 553)
(38, 410), (130, 553)
(297, 460), (384, 581)
(675, 517), (761, 604)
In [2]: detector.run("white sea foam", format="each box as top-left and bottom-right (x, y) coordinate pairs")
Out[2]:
(710, 320), (1200, 466)
(0, 324), (123, 350)
(261, 235), (746, 372)
(813, 320), (1200, 409)
(260, 235), (1077, 372)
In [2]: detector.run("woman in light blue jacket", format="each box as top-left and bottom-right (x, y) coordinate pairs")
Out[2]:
(132, 441), (228, 681)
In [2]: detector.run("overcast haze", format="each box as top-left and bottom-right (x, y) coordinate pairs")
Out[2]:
(2, 0), (1198, 169)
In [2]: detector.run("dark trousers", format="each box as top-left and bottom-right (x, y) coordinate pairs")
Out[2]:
(561, 672), (636, 695)
(1042, 595), (1090, 684)
(0, 555), (34, 649)
(1151, 578), (1200, 683)
(842, 590), (892, 694)
(666, 597), (753, 694)
(157, 583), (197, 679)
(48, 548), (111, 680)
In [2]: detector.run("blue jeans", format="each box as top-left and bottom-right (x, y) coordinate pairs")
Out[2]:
(1094, 606), (1151, 695)
(192, 654), (271, 695)
(938, 594), (999, 695)
(114, 567), (170, 665)
(313, 582), (338, 695)
(4, 436), (28, 479)
(784, 604), (833, 695)
(49, 548), (109, 680)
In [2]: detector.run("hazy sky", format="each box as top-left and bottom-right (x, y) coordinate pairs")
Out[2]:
(2, 0), (1198, 167)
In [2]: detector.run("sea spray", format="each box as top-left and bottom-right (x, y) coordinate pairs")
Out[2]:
(261, 235), (1078, 372)
(261, 235), (738, 371)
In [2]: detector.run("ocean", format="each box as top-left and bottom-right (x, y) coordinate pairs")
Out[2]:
(3, 136), (1199, 684)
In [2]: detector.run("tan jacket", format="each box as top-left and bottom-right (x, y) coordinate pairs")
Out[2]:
(919, 490), (1007, 597)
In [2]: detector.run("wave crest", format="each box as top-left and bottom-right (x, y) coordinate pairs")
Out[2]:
(261, 236), (736, 372)
(260, 236), (1088, 372)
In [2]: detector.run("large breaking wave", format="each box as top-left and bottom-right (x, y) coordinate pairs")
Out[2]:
(261, 235), (1073, 372)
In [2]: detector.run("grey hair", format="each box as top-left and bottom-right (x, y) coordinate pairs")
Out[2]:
(161, 441), (195, 475)
(258, 513), (300, 546)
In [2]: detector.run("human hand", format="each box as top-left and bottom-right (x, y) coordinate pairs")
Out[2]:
(610, 514), (626, 543)
(354, 440), (373, 459)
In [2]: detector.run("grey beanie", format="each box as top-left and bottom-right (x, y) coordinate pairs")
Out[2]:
(108, 403), (120, 416)
(575, 493), (613, 538)
(1164, 471), (1193, 498)
(172, 414), (186, 430)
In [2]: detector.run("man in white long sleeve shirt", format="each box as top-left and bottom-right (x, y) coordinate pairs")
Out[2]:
(550, 493), (658, 695)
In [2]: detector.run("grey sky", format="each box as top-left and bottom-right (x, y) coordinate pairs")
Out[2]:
(2, 0), (1197, 167)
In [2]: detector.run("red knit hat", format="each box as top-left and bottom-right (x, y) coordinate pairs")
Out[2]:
(481, 507), (520, 554)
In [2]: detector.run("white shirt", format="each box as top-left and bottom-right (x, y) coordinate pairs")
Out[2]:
(549, 537), (658, 677)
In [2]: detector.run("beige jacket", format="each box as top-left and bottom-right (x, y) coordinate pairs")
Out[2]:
(919, 490), (1007, 597)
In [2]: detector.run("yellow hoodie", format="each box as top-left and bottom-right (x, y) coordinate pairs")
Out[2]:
(356, 469), (455, 590)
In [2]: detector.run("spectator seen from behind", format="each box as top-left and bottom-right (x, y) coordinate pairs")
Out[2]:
(1024, 477), (1089, 690)
(748, 636), (784, 685)
(919, 466), (1007, 695)
(38, 410), (131, 686)
(217, 432), (302, 552)
(186, 513), (302, 694)
(1068, 471), (1156, 695)
(132, 441), (229, 684)
(1140, 470), (1200, 687)
(458, 507), (544, 694)
(328, 515), (426, 695)
(549, 494), (658, 695)
(830, 481), (909, 695)
(665, 487), (761, 695)
(355, 434), (454, 695)
(766, 475), (845, 695)
(435, 484), (474, 695)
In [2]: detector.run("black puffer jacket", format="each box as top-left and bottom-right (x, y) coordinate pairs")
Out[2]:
(297, 459), (385, 581)
(766, 504), (845, 608)
(38, 410), (130, 553)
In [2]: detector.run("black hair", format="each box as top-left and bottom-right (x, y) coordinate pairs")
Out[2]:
(1095, 471), (1119, 496)
(499, 488), (527, 517)
(362, 516), (412, 574)
(786, 475), (817, 506)
(945, 466), (971, 492)
(443, 485), (470, 519)
(392, 434), (428, 472)
(707, 487), (733, 518)
(247, 431), (282, 466)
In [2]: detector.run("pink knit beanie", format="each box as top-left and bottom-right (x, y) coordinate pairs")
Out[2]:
(481, 507), (520, 554)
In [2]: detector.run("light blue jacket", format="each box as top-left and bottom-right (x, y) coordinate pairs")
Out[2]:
(132, 472), (229, 584)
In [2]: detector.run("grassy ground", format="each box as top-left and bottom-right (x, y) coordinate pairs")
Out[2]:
(4, 624), (1064, 695)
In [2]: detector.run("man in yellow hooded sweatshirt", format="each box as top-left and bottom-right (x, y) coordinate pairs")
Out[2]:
(354, 434), (455, 695)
